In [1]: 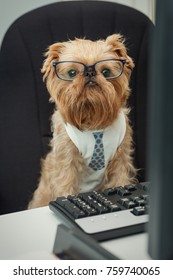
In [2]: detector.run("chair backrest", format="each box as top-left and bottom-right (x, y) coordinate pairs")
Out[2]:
(0, 1), (154, 214)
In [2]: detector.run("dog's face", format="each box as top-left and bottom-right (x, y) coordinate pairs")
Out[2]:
(42, 34), (134, 130)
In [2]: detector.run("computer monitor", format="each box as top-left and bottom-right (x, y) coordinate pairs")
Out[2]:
(147, 0), (173, 259)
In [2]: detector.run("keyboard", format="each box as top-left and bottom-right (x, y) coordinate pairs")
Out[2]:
(49, 182), (150, 241)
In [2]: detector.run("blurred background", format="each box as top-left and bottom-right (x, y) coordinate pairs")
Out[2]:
(0, 0), (155, 47)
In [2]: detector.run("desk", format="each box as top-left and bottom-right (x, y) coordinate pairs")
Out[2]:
(0, 207), (151, 260)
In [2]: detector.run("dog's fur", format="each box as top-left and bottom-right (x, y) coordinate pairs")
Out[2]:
(28, 34), (137, 209)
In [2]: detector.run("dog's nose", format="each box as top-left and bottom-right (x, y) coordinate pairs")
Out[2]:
(84, 70), (96, 78)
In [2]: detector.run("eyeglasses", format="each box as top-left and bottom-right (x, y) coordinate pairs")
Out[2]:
(52, 59), (126, 81)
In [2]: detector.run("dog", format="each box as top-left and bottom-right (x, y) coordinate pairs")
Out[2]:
(28, 34), (137, 209)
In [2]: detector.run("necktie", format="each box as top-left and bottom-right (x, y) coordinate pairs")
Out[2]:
(88, 131), (105, 171)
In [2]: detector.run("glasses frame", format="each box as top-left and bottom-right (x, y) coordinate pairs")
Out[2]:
(52, 59), (126, 81)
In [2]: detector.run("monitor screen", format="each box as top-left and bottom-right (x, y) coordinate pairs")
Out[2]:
(147, 0), (173, 259)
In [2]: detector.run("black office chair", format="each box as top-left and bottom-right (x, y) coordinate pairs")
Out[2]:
(0, 1), (154, 214)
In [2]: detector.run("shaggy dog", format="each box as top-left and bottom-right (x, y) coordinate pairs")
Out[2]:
(28, 34), (137, 209)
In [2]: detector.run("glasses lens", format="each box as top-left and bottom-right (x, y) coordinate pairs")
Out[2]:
(55, 62), (84, 80)
(95, 60), (124, 79)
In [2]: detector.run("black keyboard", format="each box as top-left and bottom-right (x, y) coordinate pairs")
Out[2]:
(49, 182), (150, 241)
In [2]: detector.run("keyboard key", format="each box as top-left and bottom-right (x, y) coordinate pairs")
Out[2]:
(103, 188), (117, 195)
(131, 206), (146, 216)
(91, 201), (109, 214)
(67, 195), (78, 200)
(55, 197), (70, 206)
(82, 206), (97, 216)
(130, 196), (140, 202)
(136, 199), (146, 206)
(92, 193), (106, 202)
(124, 200), (136, 209)
(115, 187), (131, 196)
(80, 195), (94, 206)
(73, 210), (86, 219)
(107, 203), (120, 212)
(77, 192), (95, 201)
(140, 194), (149, 200)
(125, 185), (136, 191)
(72, 198), (86, 208)
(119, 198), (129, 206)
(119, 198), (137, 209)
(101, 200), (114, 207)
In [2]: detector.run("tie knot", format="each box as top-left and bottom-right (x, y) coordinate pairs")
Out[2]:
(93, 131), (104, 141)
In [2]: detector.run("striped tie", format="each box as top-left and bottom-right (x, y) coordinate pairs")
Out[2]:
(88, 131), (105, 171)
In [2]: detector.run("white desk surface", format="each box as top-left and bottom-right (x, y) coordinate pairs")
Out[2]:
(0, 206), (151, 260)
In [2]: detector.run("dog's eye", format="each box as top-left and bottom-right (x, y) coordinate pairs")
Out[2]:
(68, 69), (77, 78)
(102, 69), (111, 77)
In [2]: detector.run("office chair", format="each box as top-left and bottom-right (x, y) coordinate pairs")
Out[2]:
(0, 1), (154, 214)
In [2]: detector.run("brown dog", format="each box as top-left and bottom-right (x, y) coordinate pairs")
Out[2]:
(28, 34), (137, 209)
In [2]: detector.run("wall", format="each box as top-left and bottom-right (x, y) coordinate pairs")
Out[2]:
(0, 0), (155, 47)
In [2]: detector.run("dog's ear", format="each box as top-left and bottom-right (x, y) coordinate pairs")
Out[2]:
(41, 42), (64, 81)
(106, 34), (134, 76)
(106, 34), (126, 56)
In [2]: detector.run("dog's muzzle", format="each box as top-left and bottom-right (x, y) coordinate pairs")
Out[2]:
(85, 78), (97, 86)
